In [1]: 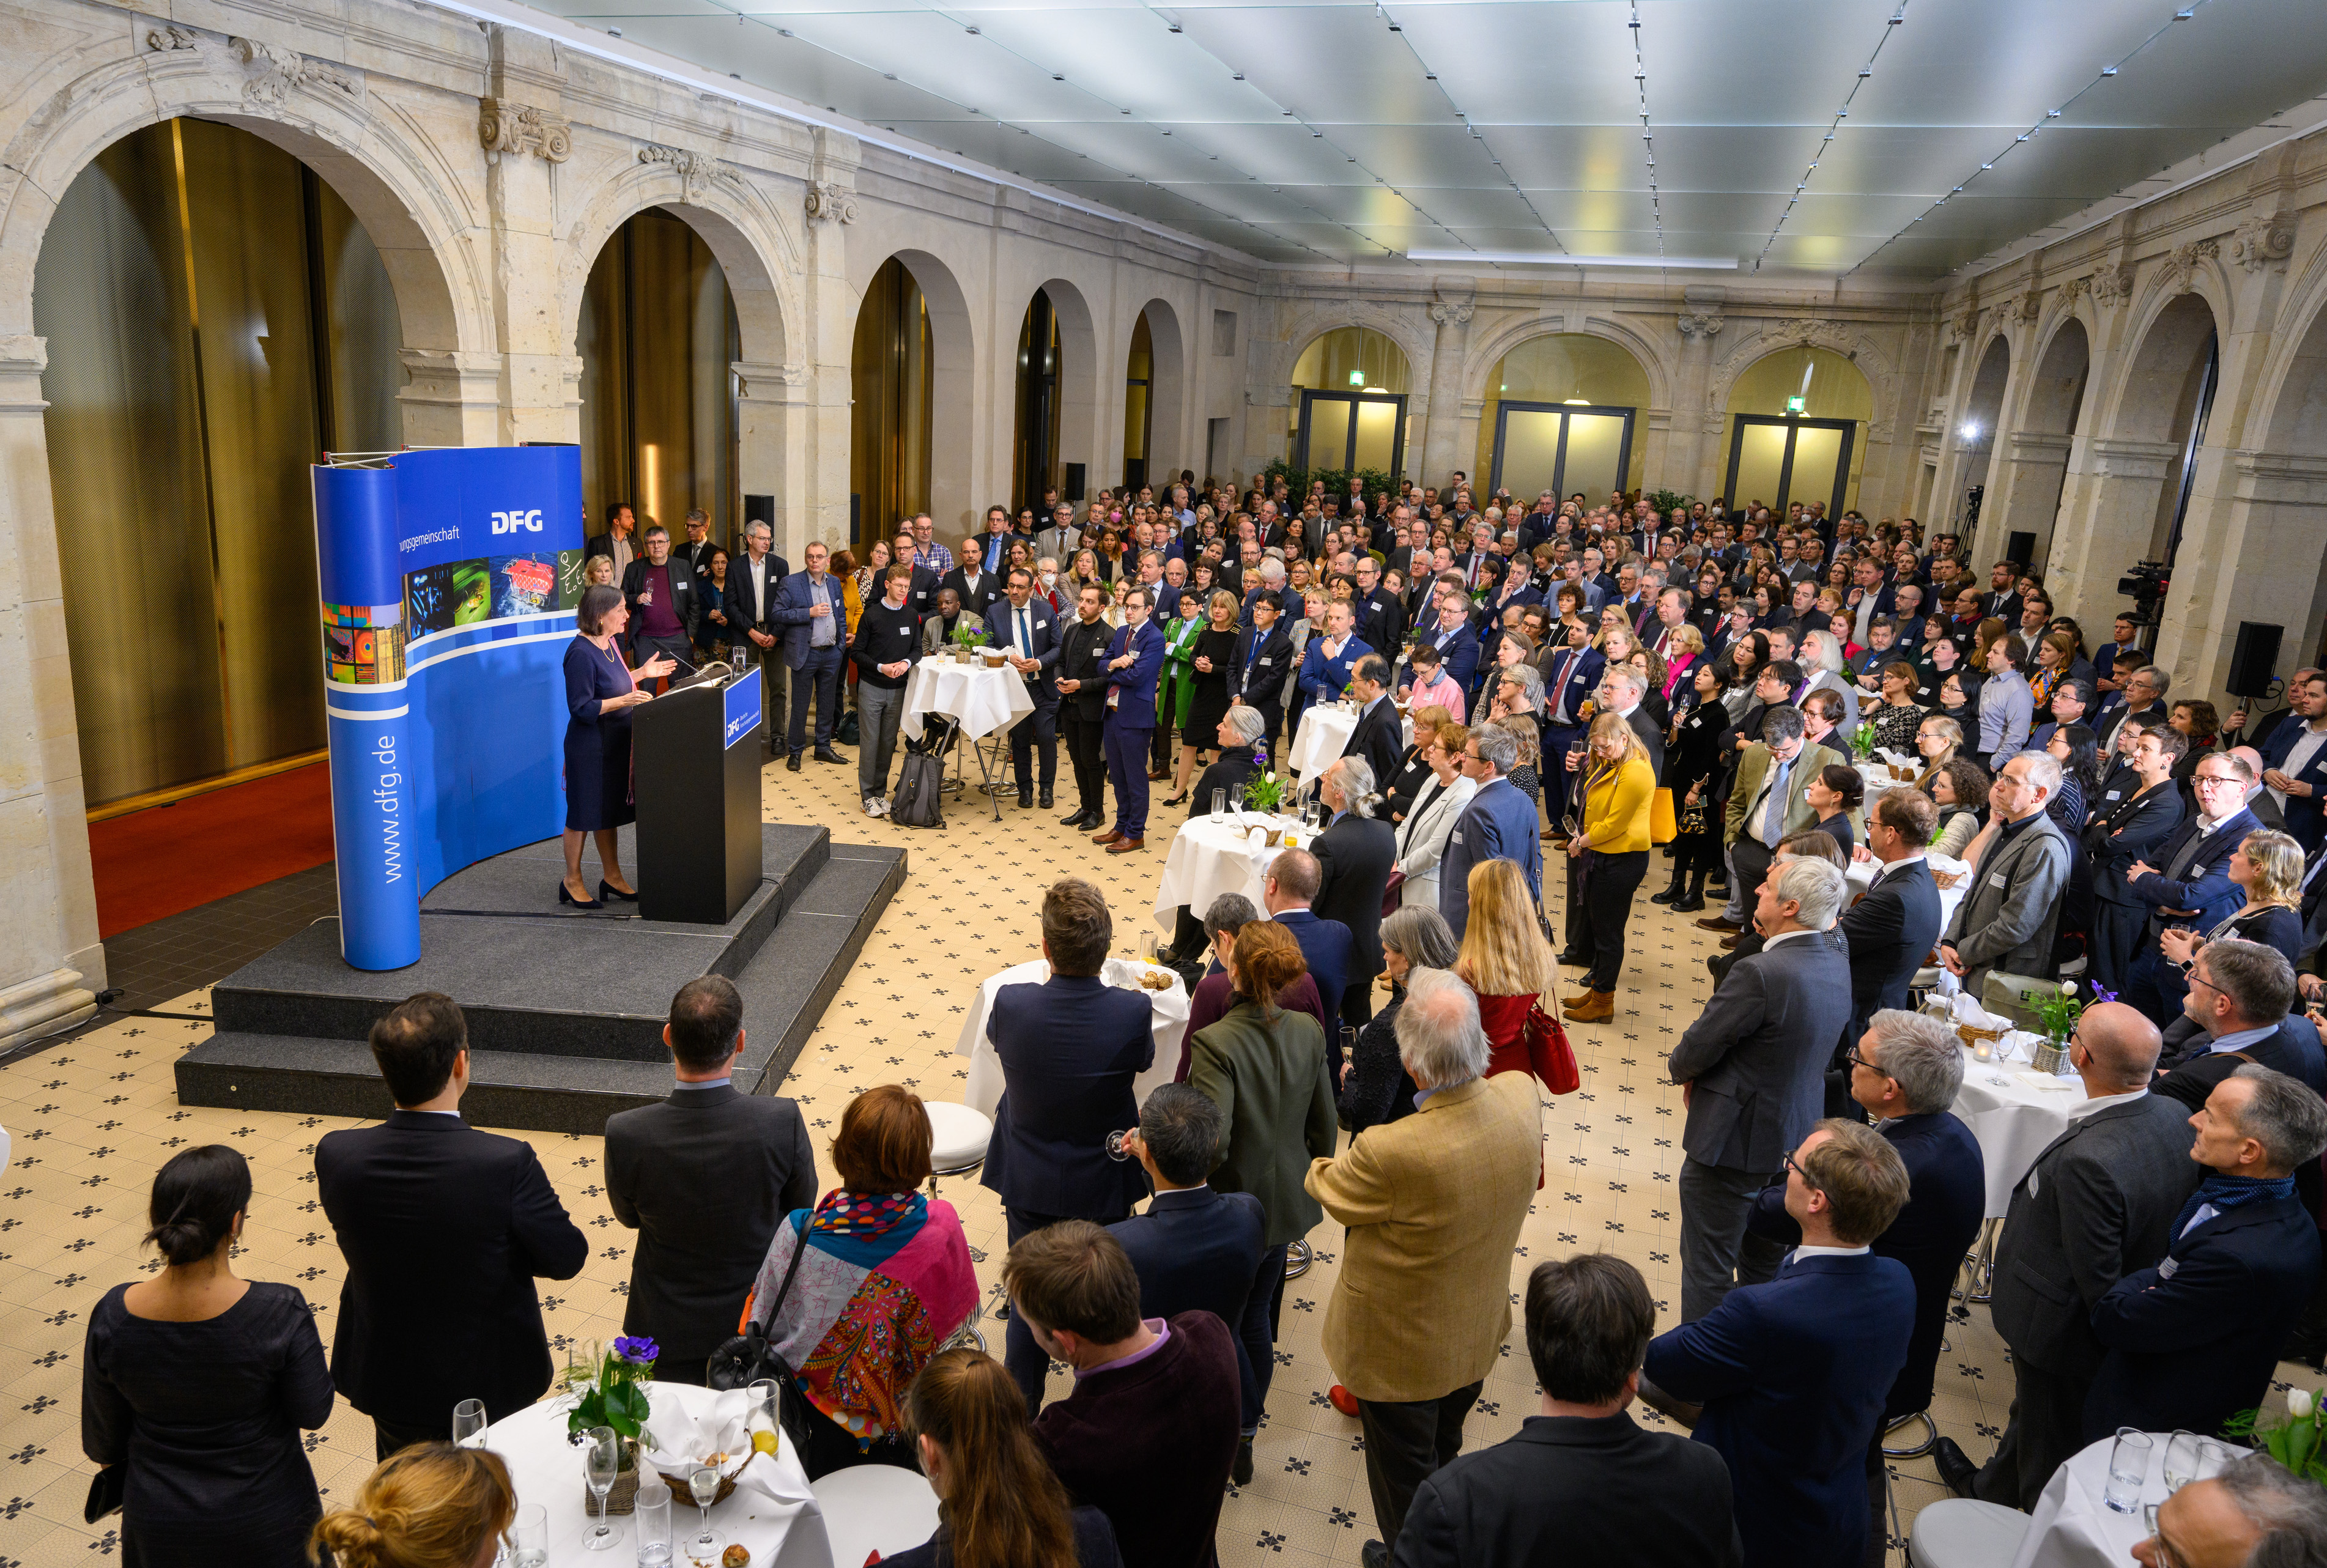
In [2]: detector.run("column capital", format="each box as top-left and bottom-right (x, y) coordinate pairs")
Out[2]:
(0, 336), (49, 416)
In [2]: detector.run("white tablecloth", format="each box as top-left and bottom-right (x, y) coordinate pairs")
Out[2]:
(1948, 1038), (2090, 1218)
(903, 659), (1034, 741)
(1152, 813), (1305, 931)
(958, 956), (1191, 1114)
(2008, 1432), (2247, 1568)
(1846, 850), (1973, 936)
(484, 1383), (831, 1568)
(1289, 704), (1356, 783)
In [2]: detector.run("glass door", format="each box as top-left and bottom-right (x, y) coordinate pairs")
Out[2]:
(1723, 415), (1856, 519)
(1297, 389), (1407, 476)
(1487, 402), (1637, 501)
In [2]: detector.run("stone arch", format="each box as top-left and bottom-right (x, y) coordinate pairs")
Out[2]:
(872, 248), (977, 530)
(1273, 301), (1435, 416)
(2019, 316), (2092, 435)
(1956, 333), (2013, 489)
(2103, 290), (2219, 445)
(2247, 236), (2327, 455)
(1706, 324), (1893, 418)
(1034, 276), (1101, 492)
(1134, 298), (1188, 483)
(1462, 314), (1674, 412)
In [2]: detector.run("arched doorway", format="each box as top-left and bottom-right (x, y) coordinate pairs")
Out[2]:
(1721, 346), (1875, 519)
(1013, 287), (1064, 512)
(576, 209), (739, 547)
(1128, 301), (1186, 494)
(34, 117), (406, 808)
(2118, 293), (2219, 572)
(1954, 336), (2011, 538)
(849, 250), (974, 543)
(1998, 317), (2090, 568)
(1475, 334), (1653, 504)
(1289, 327), (1411, 479)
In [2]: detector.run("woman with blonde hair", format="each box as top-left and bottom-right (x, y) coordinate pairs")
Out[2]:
(308, 1443), (514, 1568)
(887, 1348), (1119, 1568)
(1560, 711), (1656, 1024)
(1912, 714), (1963, 793)
(1454, 858), (1558, 1080)
(2151, 829), (2310, 1016)
(1659, 622), (1704, 704)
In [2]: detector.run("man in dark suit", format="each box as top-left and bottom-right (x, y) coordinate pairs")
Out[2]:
(2088, 1065), (2327, 1443)
(1093, 586), (1167, 854)
(2092, 664), (2169, 754)
(1054, 581), (1114, 832)
(986, 566), (1063, 810)
(584, 499), (638, 579)
(940, 538), (1003, 624)
(2124, 753), (2263, 1022)
(673, 508), (718, 576)
(316, 993), (589, 1459)
(1441, 721), (1544, 941)
(1413, 596), (1481, 698)
(727, 519), (791, 755)
(2155, 938), (2327, 1103)
(1353, 558), (1408, 655)
(1262, 849), (1357, 1074)
(1644, 1121), (1916, 1568)
(1933, 1000), (2202, 1509)
(982, 879), (1156, 1414)
(2260, 670), (2327, 851)
(1397, 1254), (1743, 1568)
(604, 975), (817, 1386)
(1314, 758), (1399, 1040)
(1668, 856), (1855, 1323)
(1342, 655), (1405, 798)
(620, 523), (703, 681)
(886, 525), (938, 621)
(769, 539), (851, 771)
(1981, 559), (2024, 624)
(1834, 789), (1943, 1054)
(1228, 591), (1293, 751)
(1112, 1084), (1273, 1485)
(2088, 728), (2189, 997)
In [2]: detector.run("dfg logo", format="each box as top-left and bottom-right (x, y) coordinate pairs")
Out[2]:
(490, 509), (546, 534)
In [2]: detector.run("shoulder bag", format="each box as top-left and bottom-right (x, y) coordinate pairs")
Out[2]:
(706, 1219), (817, 1453)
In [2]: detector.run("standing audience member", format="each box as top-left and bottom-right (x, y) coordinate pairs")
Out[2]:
(1341, 908), (1457, 1134)
(1306, 971), (1542, 1567)
(2124, 750), (2266, 1023)
(1260, 849), (1356, 1073)
(1393, 1255), (1744, 1568)
(2087, 728), (2190, 997)
(772, 539), (851, 771)
(1936, 751), (2072, 994)
(1559, 711), (1658, 1023)
(1837, 790), (1943, 1051)
(1668, 857), (1854, 1322)
(1440, 720), (1544, 941)
(740, 1085), (977, 1476)
(308, 1444), (515, 1568)
(1706, 706), (1841, 943)
(849, 562), (923, 813)
(991, 566), (1065, 810)
(316, 993), (588, 1459)
(888, 1349), (1125, 1568)
(1393, 722), (1478, 911)
(2087, 1065), (2327, 1442)
(1178, 893), (1328, 1051)
(1454, 859), (1559, 1079)
(2154, 938), (2327, 1106)
(1110, 1086), (1273, 1485)
(982, 880), (1155, 1413)
(1095, 586), (1167, 854)
(1056, 582), (1115, 830)
(1934, 1002), (2200, 1509)
(2145, 828), (2309, 1026)
(1644, 1121), (1915, 1568)
(604, 974), (817, 1386)
(1009, 1223), (1241, 1568)
(84, 1145), (333, 1568)
(1313, 756), (1399, 1034)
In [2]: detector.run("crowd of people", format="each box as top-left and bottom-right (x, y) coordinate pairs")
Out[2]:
(76, 475), (2327, 1568)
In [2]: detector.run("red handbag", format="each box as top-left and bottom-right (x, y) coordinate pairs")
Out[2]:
(1525, 1000), (1581, 1095)
(1379, 869), (1407, 917)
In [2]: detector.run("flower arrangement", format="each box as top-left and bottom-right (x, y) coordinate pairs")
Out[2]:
(2029, 979), (2107, 1046)
(568, 1336), (657, 1441)
(1243, 769), (1287, 815)
(2226, 1386), (2325, 1481)
(949, 621), (984, 653)
(1849, 723), (1878, 761)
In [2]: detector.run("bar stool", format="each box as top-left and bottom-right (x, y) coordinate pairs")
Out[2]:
(1906, 1499), (2027, 1567)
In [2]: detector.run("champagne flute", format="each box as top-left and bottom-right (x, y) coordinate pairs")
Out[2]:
(746, 1379), (781, 1459)
(582, 1426), (623, 1551)
(687, 1465), (726, 1563)
(451, 1398), (487, 1451)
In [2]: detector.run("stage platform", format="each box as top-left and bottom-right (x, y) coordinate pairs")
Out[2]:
(173, 823), (905, 1133)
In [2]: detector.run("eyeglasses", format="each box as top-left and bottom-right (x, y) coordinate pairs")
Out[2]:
(1843, 1048), (1890, 1077)
(2192, 774), (2241, 790)
(1781, 1150), (1821, 1189)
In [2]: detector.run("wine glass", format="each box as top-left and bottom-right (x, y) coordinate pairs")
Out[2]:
(687, 1465), (726, 1563)
(2162, 1429), (2200, 1493)
(451, 1398), (487, 1451)
(745, 1379), (782, 1460)
(581, 1426), (623, 1551)
(1104, 1129), (1134, 1161)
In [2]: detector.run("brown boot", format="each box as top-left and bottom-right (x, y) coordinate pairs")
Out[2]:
(1561, 988), (1597, 1008)
(1562, 989), (1615, 1023)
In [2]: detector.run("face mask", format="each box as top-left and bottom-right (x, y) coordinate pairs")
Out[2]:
(1040, 571), (1057, 587)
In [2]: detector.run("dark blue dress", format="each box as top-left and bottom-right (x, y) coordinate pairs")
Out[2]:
(564, 635), (637, 830)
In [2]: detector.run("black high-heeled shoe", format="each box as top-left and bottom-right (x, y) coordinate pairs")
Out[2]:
(1162, 792), (1189, 808)
(558, 881), (604, 911)
(598, 881), (640, 904)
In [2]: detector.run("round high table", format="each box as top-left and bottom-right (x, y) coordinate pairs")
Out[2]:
(1150, 813), (1303, 932)
(1287, 703), (1357, 785)
(958, 956), (1190, 1114)
(2007, 1432), (2247, 1568)
(902, 657), (1035, 819)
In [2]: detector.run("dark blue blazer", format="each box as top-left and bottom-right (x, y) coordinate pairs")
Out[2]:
(1539, 646), (1605, 727)
(2261, 720), (2327, 851)
(768, 569), (848, 668)
(1229, 623), (1293, 721)
(1271, 909), (1355, 1050)
(980, 975), (1154, 1219)
(1747, 1112), (1985, 1419)
(1108, 1186), (1269, 1419)
(1414, 621), (1480, 696)
(1101, 619), (1168, 733)
(2133, 807), (2261, 933)
(1298, 634), (1373, 705)
(1440, 778), (1545, 941)
(1644, 1251), (1915, 1568)
(1835, 857), (1943, 1045)
(983, 596), (1065, 704)
(2087, 1194), (2323, 1443)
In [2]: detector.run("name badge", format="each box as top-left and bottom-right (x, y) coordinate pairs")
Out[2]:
(1989, 872), (2008, 889)
(1451, 830), (1466, 845)
(2104, 790), (2122, 801)
(1257, 658), (1273, 668)
(2158, 1256), (2180, 1280)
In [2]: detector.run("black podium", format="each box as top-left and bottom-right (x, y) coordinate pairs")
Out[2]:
(632, 667), (764, 924)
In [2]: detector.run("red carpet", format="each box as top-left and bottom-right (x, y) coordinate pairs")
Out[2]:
(91, 762), (336, 937)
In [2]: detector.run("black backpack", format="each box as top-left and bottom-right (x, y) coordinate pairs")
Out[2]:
(889, 729), (949, 829)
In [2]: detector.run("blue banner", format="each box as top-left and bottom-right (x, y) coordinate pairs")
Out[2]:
(314, 448), (585, 970)
(723, 669), (763, 750)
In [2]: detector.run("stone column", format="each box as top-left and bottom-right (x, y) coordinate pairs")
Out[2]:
(1420, 286), (1474, 486)
(476, 30), (577, 445)
(0, 335), (105, 1038)
(734, 361), (811, 560)
(1986, 430), (2074, 570)
(2046, 435), (2181, 637)
(1671, 289), (1726, 497)
(2156, 449), (2327, 697)
(801, 132), (858, 554)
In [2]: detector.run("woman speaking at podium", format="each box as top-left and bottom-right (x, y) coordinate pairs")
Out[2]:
(562, 584), (675, 909)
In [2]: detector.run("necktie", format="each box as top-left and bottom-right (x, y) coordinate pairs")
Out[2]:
(1016, 608), (1031, 658)
(1762, 758), (1792, 846)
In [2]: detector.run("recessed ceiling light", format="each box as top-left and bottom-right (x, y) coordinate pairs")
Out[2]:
(606, 26), (621, 36)
(883, 72), (896, 80)
(1053, 73), (1065, 81)
(1857, 67), (1871, 77)
(965, 24), (979, 34)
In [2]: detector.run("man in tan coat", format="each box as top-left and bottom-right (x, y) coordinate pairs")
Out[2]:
(1304, 968), (1541, 1568)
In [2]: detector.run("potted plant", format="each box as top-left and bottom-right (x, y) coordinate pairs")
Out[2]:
(2227, 1386), (2325, 1481)
(949, 621), (984, 663)
(568, 1336), (657, 1512)
(1243, 769), (1287, 826)
(1849, 723), (1878, 763)
(2027, 980), (2109, 1074)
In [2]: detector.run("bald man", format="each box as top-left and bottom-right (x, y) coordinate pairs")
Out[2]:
(1933, 1001), (2203, 1508)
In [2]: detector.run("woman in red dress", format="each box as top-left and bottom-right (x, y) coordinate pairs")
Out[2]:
(1453, 858), (1557, 1081)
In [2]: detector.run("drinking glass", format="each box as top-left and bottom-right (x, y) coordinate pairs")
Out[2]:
(745, 1379), (781, 1459)
(686, 1465), (726, 1562)
(1210, 788), (1228, 819)
(508, 1504), (549, 1568)
(633, 1480), (673, 1568)
(2105, 1427), (2153, 1514)
(1104, 1130), (1134, 1161)
(452, 1398), (487, 1451)
(582, 1426), (623, 1551)
(2198, 1440), (2232, 1481)
(2162, 1429), (2200, 1492)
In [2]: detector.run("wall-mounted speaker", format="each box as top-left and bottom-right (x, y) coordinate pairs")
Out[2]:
(2227, 621), (2284, 699)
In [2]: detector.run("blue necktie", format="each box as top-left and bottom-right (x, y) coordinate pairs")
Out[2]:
(1762, 758), (1792, 845)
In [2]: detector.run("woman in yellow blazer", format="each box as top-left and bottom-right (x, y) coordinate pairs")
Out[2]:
(1561, 711), (1656, 1024)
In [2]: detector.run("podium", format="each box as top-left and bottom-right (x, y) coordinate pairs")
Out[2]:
(632, 667), (765, 925)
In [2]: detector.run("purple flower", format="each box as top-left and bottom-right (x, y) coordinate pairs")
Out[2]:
(612, 1336), (659, 1364)
(2090, 985), (2117, 1004)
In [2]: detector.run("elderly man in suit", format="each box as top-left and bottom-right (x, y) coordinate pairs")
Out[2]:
(1314, 756), (1398, 1035)
(1645, 1120), (1916, 1568)
(982, 879), (1156, 1414)
(1704, 706), (1843, 944)
(1093, 585), (1167, 855)
(1308, 971), (1542, 1568)
(1395, 1254), (1744, 1568)
(1111, 1085), (1273, 1487)
(1035, 501), (1081, 567)
(1594, 666), (1665, 782)
(727, 519), (791, 755)
(2087, 1065), (2327, 1443)
(604, 975), (816, 1386)
(1669, 856), (1855, 1323)
(986, 566), (1064, 810)
(2144, 1454), (2327, 1568)
(1831, 789), (1944, 1112)
(1263, 849), (1357, 1074)
(1342, 655), (1406, 797)
(1440, 720), (1544, 942)
(316, 994), (589, 1458)
(2123, 750), (2266, 1024)
(1936, 750), (2073, 995)
(1933, 1001), (2201, 1508)
(620, 522), (704, 683)
(770, 539), (851, 771)
(2155, 938), (2327, 1104)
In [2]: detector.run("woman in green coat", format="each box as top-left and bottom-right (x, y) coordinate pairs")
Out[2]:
(1155, 590), (1205, 738)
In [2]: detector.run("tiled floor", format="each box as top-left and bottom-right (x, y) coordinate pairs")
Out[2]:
(0, 747), (2304, 1564)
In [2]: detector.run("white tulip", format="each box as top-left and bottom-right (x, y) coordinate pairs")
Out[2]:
(2292, 1388), (2316, 1420)
(2061, 980), (2077, 996)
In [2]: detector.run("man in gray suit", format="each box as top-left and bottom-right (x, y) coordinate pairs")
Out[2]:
(1937, 751), (2073, 994)
(1036, 502), (1081, 568)
(604, 975), (818, 1386)
(1667, 854), (1855, 1322)
(1931, 1000), (2199, 1509)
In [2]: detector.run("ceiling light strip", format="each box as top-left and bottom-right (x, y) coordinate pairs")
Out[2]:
(1752, 0), (1912, 272)
(1629, 4), (1667, 261)
(1376, 5), (1569, 262)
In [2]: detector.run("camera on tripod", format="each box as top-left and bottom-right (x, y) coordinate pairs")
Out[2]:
(2116, 560), (2169, 626)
